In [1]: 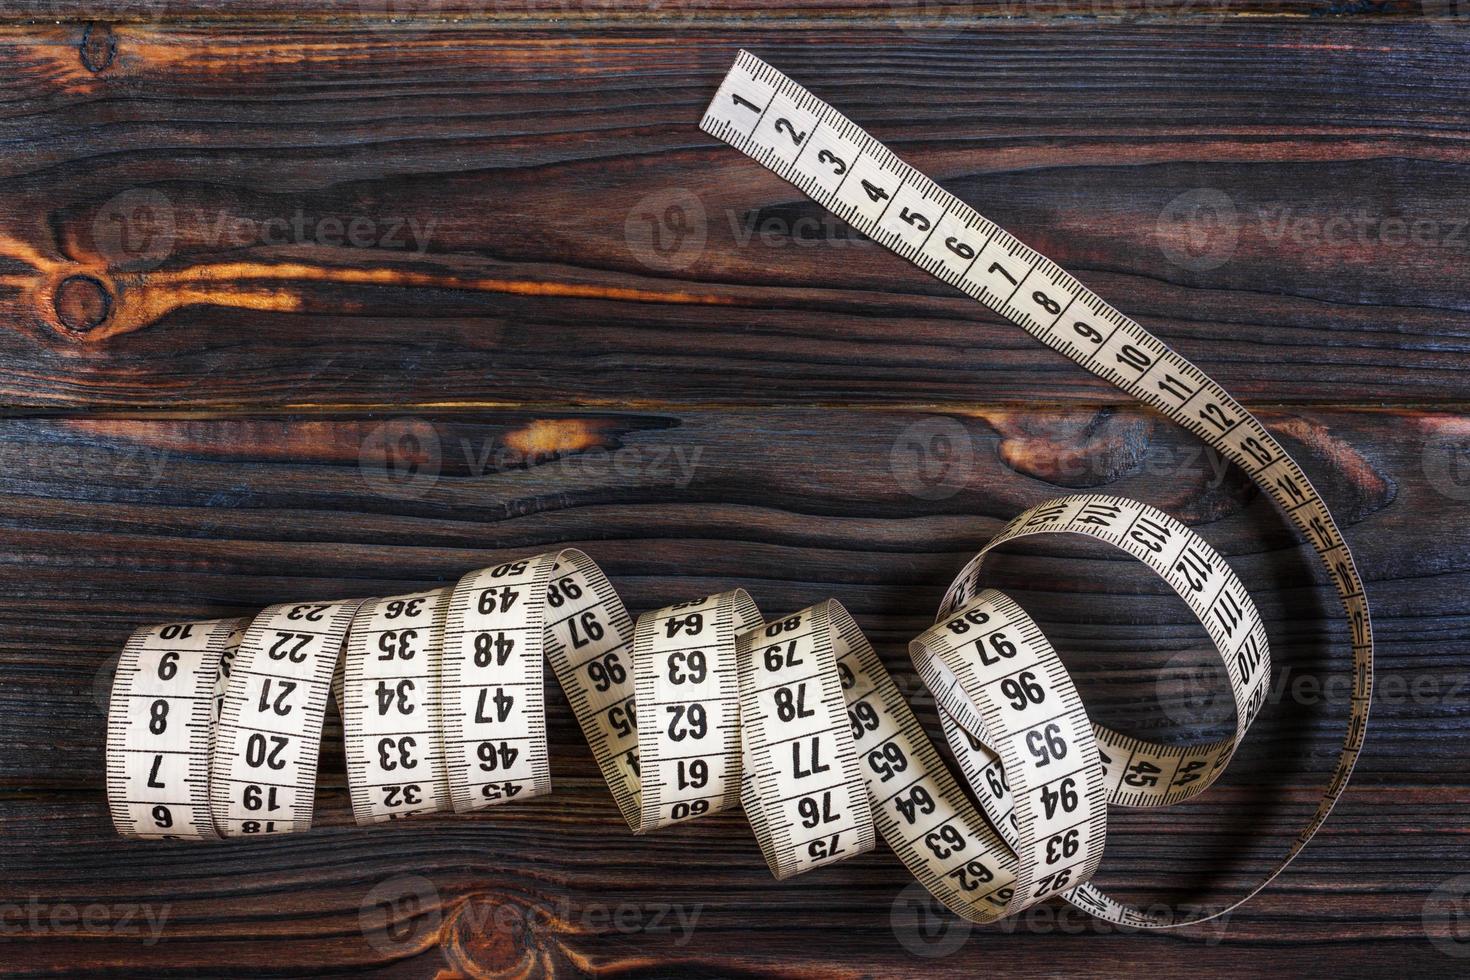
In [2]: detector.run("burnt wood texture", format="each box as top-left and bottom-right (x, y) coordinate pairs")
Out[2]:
(0, 3), (1468, 977)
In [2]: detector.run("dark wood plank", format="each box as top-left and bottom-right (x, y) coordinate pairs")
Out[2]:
(0, 786), (1462, 977)
(0, 7), (1461, 977)
(0, 1), (1427, 25)
(0, 23), (1467, 410)
(0, 405), (1464, 973)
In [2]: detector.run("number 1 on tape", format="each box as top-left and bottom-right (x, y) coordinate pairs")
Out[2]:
(100, 55), (1372, 937)
(700, 50), (1372, 929)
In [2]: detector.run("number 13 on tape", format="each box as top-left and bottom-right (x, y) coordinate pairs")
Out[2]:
(700, 51), (1373, 929)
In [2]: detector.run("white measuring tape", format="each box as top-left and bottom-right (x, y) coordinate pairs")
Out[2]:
(103, 52), (1372, 931)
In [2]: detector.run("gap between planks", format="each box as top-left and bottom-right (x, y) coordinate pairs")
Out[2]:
(0, 11), (1383, 31)
(0, 400), (1463, 421)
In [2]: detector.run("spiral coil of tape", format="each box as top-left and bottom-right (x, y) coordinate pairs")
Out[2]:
(108, 494), (1275, 927)
(104, 52), (1372, 931)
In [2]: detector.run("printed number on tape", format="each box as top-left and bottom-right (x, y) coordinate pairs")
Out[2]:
(103, 53), (1372, 932)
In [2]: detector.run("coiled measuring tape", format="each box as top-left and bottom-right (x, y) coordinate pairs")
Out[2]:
(697, 51), (1371, 927)
(102, 52), (1373, 931)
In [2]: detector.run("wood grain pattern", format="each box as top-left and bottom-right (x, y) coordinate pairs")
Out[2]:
(0, 22), (1468, 409)
(0, 2), (1432, 26)
(0, 5), (1465, 976)
(1, 406), (1467, 974)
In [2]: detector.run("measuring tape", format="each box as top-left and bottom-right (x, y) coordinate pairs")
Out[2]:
(698, 51), (1371, 927)
(102, 52), (1372, 931)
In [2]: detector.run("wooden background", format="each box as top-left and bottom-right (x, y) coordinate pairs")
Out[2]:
(1, 1), (1467, 975)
